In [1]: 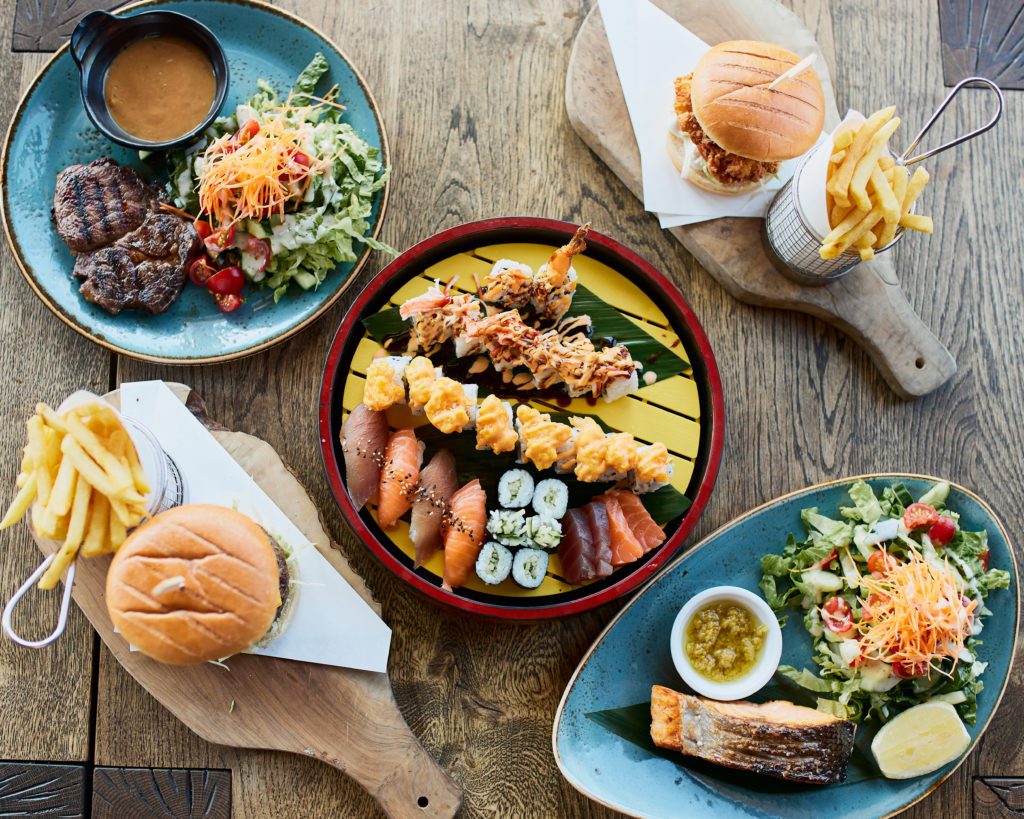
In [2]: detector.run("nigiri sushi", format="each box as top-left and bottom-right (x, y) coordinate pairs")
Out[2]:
(603, 493), (644, 566)
(363, 356), (411, 411)
(516, 405), (573, 472)
(443, 479), (487, 591)
(605, 489), (665, 552)
(405, 356), (442, 413)
(475, 395), (518, 454)
(410, 449), (457, 567)
(400, 283), (483, 355)
(532, 224), (588, 324)
(339, 403), (389, 510)
(481, 260), (534, 309)
(424, 378), (478, 434)
(378, 429), (424, 530)
(632, 443), (673, 494)
(604, 432), (638, 481)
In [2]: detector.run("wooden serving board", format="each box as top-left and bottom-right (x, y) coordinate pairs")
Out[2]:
(565, 0), (956, 399)
(30, 385), (462, 819)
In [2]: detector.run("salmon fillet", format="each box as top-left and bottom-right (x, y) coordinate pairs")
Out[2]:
(650, 685), (855, 785)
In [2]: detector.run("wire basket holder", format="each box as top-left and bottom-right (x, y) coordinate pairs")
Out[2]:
(764, 77), (1004, 284)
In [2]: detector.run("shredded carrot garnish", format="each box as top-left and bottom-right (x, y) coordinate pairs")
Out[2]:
(857, 547), (976, 675)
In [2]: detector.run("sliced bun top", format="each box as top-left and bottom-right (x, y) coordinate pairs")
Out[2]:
(106, 504), (282, 665)
(690, 40), (825, 162)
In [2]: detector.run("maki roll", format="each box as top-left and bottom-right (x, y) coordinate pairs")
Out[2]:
(476, 395), (518, 454)
(532, 478), (569, 519)
(363, 356), (411, 411)
(405, 356), (442, 414)
(424, 378), (477, 434)
(512, 547), (549, 589)
(476, 541), (513, 585)
(526, 515), (563, 550)
(604, 432), (638, 480)
(481, 260), (534, 309)
(487, 508), (528, 546)
(532, 224), (588, 325)
(516, 405), (573, 472)
(632, 443), (673, 493)
(571, 417), (612, 483)
(400, 283), (483, 355)
(497, 469), (535, 509)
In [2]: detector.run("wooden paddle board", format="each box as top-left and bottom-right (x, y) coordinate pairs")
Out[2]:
(30, 385), (462, 819)
(565, 0), (956, 399)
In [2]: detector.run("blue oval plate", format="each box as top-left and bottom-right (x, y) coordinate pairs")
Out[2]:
(0, 0), (389, 364)
(553, 475), (1018, 819)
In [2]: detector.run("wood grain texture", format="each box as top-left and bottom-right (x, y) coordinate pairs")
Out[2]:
(938, 0), (1024, 90)
(975, 778), (1024, 816)
(12, 0), (124, 52)
(92, 768), (230, 819)
(565, 0), (956, 399)
(0, 762), (85, 817)
(0, 0), (1020, 817)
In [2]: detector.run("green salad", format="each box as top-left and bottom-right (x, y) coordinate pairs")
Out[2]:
(165, 53), (393, 302)
(759, 480), (1010, 724)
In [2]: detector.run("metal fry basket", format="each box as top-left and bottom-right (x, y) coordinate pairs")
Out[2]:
(764, 77), (1004, 284)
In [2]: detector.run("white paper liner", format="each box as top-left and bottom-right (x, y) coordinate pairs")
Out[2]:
(797, 109), (866, 240)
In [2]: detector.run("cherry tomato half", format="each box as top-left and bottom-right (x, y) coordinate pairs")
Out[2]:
(281, 149), (311, 181)
(188, 257), (217, 286)
(861, 592), (889, 622)
(207, 265), (245, 296)
(980, 550), (991, 571)
(928, 516), (956, 546)
(204, 224), (236, 255)
(235, 119), (260, 144)
(867, 549), (899, 576)
(822, 596), (853, 634)
(812, 548), (838, 570)
(892, 660), (929, 679)
(245, 235), (272, 272)
(214, 293), (244, 313)
(193, 220), (213, 241)
(904, 502), (940, 531)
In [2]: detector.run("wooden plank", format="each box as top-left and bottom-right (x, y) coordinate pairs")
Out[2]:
(12, 0), (124, 53)
(92, 768), (230, 819)
(974, 778), (1024, 816)
(938, 0), (1024, 90)
(0, 762), (85, 817)
(0, 38), (104, 761)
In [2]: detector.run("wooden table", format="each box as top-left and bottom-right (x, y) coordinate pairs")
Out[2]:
(1, 1), (1021, 816)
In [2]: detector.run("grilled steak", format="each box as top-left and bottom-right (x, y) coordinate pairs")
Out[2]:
(73, 212), (200, 315)
(650, 685), (855, 785)
(54, 158), (158, 253)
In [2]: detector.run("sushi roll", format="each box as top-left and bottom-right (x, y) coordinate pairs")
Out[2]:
(532, 478), (569, 519)
(516, 405), (573, 472)
(481, 260), (534, 309)
(571, 417), (611, 483)
(526, 514), (563, 550)
(476, 396), (518, 454)
(512, 548), (549, 589)
(604, 432), (638, 481)
(400, 283), (483, 355)
(554, 423), (579, 474)
(497, 469), (535, 509)
(596, 346), (641, 402)
(476, 541), (513, 585)
(460, 311), (538, 370)
(424, 378), (477, 434)
(632, 443), (673, 494)
(531, 224), (588, 325)
(405, 356), (442, 413)
(487, 509), (528, 546)
(363, 356), (411, 411)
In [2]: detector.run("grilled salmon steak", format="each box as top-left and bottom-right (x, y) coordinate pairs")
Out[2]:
(650, 685), (855, 785)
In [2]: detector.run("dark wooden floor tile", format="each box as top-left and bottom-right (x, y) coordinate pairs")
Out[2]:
(0, 761), (85, 818)
(92, 768), (231, 819)
(975, 777), (1024, 816)
(13, 1), (125, 53)
(938, 0), (1024, 90)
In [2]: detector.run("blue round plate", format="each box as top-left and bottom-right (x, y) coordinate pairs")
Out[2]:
(0, 0), (389, 364)
(553, 475), (1019, 819)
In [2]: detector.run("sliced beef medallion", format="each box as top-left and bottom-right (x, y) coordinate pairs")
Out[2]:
(73, 212), (200, 315)
(53, 158), (159, 253)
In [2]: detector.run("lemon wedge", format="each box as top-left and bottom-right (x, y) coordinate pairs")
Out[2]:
(871, 701), (971, 779)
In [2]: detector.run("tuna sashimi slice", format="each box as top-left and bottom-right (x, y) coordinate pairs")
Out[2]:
(559, 507), (596, 585)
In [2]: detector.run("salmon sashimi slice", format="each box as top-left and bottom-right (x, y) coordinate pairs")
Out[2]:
(650, 685), (856, 785)
(378, 429), (424, 530)
(603, 494), (644, 566)
(410, 449), (458, 567)
(606, 490), (665, 552)
(443, 479), (487, 590)
(339, 404), (389, 510)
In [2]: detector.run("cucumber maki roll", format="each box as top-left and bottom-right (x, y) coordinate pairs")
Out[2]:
(486, 508), (528, 546)
(532, 478), (568, 519)
(498, 469), (535, 509)
(512, 547), (548, 589)
(526, 515), (563, 550)
(476, 541), (513, 585)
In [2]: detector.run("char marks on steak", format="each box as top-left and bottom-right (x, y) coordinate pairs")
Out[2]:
(53, 158), (158, 252)
(673, 76), (779, 186)
(53, 158), (199, 315)
(73, 212), (200, 315)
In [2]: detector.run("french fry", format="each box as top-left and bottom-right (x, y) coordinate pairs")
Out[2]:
(47, 454), (77, 518)
(899, 214), (934, 233)
(876, 166), (909, 247)
(901, 167), (930, 218)
(820, 204), (885, 258)
(878, 154), (895, 171)
(869, 164), (901, 224)
(35, 403), (68, 434)
(0, 472), (38, 529)
(832, 125), (855, 150)
(61, 435), (121, 499)
(38, 473), (90, 590)
(109, 500), (127, 550)
(32, 501), (66, 541)
(110, 429), (150, 496)
(827, 106), (896, 206)
(849, 117), (901, 210)
(830, 203), (854, 230)
(855, 231), (876, 261)
(65, 414), (133, 493)
(81, 493), (109, 558)
(830, 149), (847, 164)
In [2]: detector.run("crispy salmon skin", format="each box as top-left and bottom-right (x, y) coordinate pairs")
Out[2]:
(649, 685), (855, 785)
